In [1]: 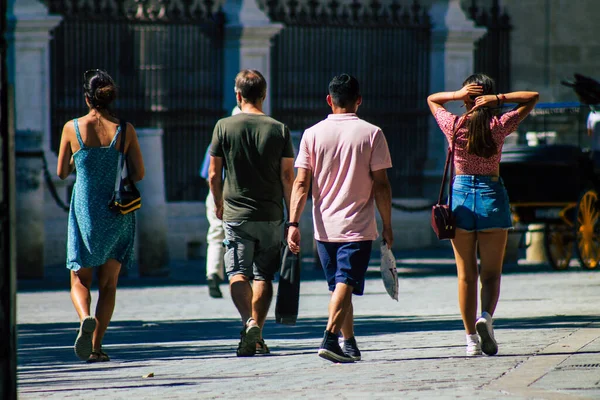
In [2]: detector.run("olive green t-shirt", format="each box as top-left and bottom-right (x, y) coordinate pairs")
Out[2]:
(210, 113), (295, 221)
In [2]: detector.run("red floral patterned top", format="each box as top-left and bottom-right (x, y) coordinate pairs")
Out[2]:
(434, 108), (521, 175)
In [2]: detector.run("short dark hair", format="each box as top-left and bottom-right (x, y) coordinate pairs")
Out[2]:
(328, 74), (360, 108)
(235, 70), (267, 104)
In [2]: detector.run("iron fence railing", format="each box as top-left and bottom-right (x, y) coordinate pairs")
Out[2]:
(45, 0), (512, 201)
(265, 0), (432, 197)
(48, 0), (225, 201)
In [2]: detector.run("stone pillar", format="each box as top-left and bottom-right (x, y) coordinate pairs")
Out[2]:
(423, 0), (486, 198)
(7, 0), (61, 278)
(135, 128), (169, 277)
(526, 224), (546, 263)
(221, 0), (283, 115)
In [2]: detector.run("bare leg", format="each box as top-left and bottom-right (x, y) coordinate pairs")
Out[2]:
(70, 268), (93, 320)
(451, 229), (479, 334)
(252, 280), (273, 338)
(326, 283), (354, 334)
(477, 230), (508, 316)
(230, 274), (253, 324)
(340, 302), (354, 340)
(93, 259), (121, 350)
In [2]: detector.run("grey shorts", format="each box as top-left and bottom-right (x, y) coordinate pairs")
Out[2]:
(223, 220), (283, 281)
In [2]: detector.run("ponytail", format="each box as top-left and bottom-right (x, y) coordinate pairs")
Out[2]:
(462, 73), (498, 158)
(466, 107), (497, 158)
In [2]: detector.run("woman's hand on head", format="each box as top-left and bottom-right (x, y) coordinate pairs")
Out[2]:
(471, 95), (498, 112)
(456, 84), (483, 101)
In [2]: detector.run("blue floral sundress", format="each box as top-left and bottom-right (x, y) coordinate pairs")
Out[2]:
(66, 118), (135, 270)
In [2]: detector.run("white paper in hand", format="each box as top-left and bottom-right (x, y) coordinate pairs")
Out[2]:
(380, 241), (398, 301)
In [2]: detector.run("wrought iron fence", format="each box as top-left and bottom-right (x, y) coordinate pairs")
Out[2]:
(264, 0), (432, 197)
(470, 0), (512, 94)
(47, 0), (225, 201)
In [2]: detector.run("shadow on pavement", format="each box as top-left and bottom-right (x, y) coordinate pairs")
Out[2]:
(19, 383), (196, 395)
(18, 314), (598, 367)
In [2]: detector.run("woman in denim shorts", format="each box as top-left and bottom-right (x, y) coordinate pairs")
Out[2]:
(428, 74), (539, 357)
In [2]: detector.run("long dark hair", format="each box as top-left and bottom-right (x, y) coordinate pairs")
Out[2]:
(463, 73), (497, 158)
(83, 69), (117, 111)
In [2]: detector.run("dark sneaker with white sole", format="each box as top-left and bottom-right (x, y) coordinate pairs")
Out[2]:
(318, 330), (354, 363)
(342, 336), (361, 361)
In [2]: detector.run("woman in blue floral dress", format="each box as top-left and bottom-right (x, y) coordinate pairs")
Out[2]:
(57, 70), (145, 362)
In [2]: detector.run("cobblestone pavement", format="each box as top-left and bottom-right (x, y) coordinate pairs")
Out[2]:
(16, 252), (600, 399)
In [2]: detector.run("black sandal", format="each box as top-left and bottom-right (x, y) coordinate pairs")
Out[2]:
(87, 349), (110, 363)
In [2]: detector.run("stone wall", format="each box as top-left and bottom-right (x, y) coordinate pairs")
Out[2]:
(501, 0), (599, 102)
(455, 0), (598, 103)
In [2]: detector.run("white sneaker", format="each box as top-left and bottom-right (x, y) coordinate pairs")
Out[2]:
(466, 334), (482, 356)
(476, 312), (498, 356)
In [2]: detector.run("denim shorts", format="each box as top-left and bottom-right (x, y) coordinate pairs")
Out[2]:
(451, 175), (513, 232)
(316, 240), (372, 296)
(223, 220), (283, 281)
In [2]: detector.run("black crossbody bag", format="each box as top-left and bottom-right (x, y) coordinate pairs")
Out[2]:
(108, 120), (141, 215)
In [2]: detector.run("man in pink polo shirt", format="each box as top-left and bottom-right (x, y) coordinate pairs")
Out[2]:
(286, 74), (393, 363)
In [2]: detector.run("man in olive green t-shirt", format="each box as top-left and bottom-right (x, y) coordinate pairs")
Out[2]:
(209, 69), (295, 357)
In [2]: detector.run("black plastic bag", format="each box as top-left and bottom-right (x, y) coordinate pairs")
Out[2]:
(275, 245), (301, 325)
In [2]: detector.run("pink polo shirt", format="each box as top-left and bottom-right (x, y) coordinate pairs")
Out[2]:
(295, 113), (392, 242)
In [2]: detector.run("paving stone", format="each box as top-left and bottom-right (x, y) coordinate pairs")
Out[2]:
(16, 257), (600, 399)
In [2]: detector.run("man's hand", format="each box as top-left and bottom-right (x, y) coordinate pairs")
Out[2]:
(287, 226), (301, 254)
(382, 225), (393, 249)
(215, 200), (224, 220)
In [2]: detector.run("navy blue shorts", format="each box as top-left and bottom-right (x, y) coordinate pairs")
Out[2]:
(316, 240), (372, 296)
(451, 175), (513, 232)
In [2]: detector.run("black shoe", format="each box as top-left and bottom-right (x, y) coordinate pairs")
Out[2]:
(207, 274), (223, 298)
(318, 330), (354, 363)
(256, 339), (270, 355)
(236, 318), (260, 357)
(342, 336), (361, 361)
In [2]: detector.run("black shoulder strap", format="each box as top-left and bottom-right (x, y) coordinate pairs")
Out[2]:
(114, 120), (128, 190)
(119, 120), (128, 171)
(119, 120), (127, 154)
(437, 116), (463, 206)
